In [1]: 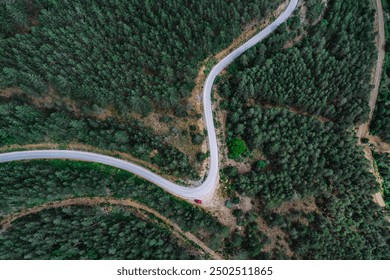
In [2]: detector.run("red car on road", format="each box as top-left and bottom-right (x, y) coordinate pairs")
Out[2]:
(194, 199), (202, 204)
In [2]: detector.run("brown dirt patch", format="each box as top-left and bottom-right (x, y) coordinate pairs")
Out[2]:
(361, 143), (386, 207)
(239, 196), (253, 212)
(272, 196), (318, 226)
(203, 185), (237, 230)
(258, 216), (294, 257)
(261, 103), (331, 123)
(368, 135), (390, 153)
(0, 87), (24, 97)
(273, 196), (318, 214)
(283, 34), (304, 49)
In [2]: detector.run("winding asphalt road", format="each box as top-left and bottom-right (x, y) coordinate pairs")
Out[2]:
(0, 0), (298, 200)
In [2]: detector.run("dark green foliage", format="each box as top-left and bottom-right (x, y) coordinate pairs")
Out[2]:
(221, 0), (379, 200)
(255, 160), (267, 170)
(0, 206), (197, 259)
(1, 0), (388, 260)
(243, 221), (269, 258)
(0, 160), (227, 249)
(225, 200), (233, 209)
(371, 84), (390, 141)
(306, 0), (325, 23)
(371, 0), (390, 141)
(0, 98), (195, 177)
(222, 0), (376, 128)
(196, 152), (207, 162)
(224, 212), (270, 259)
(225, 209), (270, 259)
(232, 196), (240, 204)
(228, 137), (247, 159)
(160, 116), (173, 123)
(276, 191), (390, 259)
(0, 161), (105, 218)
(191, 133), (204, 145)
(373, 152), (390, 207)
(0, 0), (45, 39)
(219, 0), (390, 259)
(225, 106), (377, 203)
(0, 0), (281, 114)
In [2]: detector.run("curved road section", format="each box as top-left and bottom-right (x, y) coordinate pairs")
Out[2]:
(0, 0), (298, 200)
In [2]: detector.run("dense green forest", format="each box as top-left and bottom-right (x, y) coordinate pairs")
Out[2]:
(0, 0), (283, 178)
(0, 205), (198, 259)
(222, 0), (376, 127)
(219, 0), (390, 259)
(0, 160), (286, 259)
(0, 0), (281, 115)
(1, 0), (389, 260)
(261, 188), (390, 259)
(222, 107), (377, 202)
(371, 0), (390, 142)
(373, 152), (390, 207)
(0, 0), (44, 38)
(0, 97), (196, 178)
(0, 160), (228, 249)
(306, 0), (325, 23)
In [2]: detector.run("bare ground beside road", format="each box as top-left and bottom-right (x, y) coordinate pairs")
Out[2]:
(0, 197), (222, 260)
(368, 135), (390, 153)
(356, 0), (386, 207)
